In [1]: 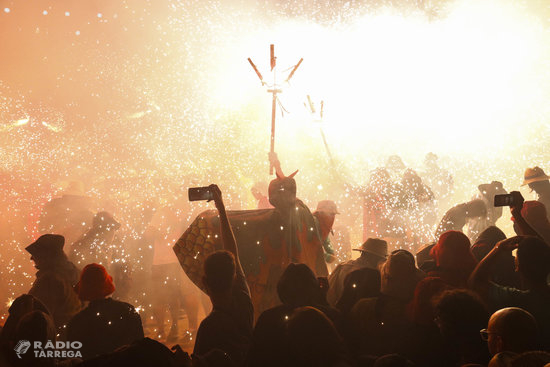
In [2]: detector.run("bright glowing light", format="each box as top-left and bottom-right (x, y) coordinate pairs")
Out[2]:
(14, 118), (29, 126)
(41, 121), (63, 132)
(202, 0), (549, 163)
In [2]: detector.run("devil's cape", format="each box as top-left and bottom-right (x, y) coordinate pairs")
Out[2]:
(173, 199), (327, 313)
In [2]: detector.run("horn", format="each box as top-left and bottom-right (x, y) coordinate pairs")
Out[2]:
(276, 171), (283, 179)
(288, 170), (299, 178)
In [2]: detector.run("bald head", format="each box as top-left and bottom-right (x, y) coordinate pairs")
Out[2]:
(487, 307), (538, 356)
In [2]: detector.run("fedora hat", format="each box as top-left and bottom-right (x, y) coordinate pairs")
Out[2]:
(353, 238), (388, 258)
(522, 167), (549, 186)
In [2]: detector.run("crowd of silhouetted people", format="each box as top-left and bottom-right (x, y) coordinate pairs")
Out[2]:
(2, 165), (550, 367)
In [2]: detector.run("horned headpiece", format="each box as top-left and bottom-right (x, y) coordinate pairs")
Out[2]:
(268, 170), (298, 209)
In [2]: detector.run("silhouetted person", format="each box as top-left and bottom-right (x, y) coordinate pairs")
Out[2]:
(468, 181), (507, 240)
(508, 191), (548, 243)
(471, 226), (519, 288)
(26, 234), (81, 328)
(421, 152), (454, 203)
(69, 211), (120, 268)
(0, 294), (51, 366)
(248, 263), (340, 367)
(434, 289), (490, 366)
(79, 337), (193, 367)
(386, 155), (407, 180)
(67, 263), (144, 360)
(15, 310), (59, 367)
(312, 200), (339, 264)
(514, 201), (550, 245)
(484, 307), (538, 366)
(349, 250), (423, 358)
(250, 181), (271, 209)
(509, 350), (550, 367)
(399, 169), (437, 248)
(434, 199), (487, 240)
(38, 181), (95, 248)
(0, 294), (49, 346)
(146, 206), (183, 342)
(327, 238), (387, 305)
(428, 230), (477, 287)
(363, 168), (402, 241)
(286, 306), (351, 367)
(522, 167), (550, 220)
(406, 277), (452, 367)
(335, 267), (381, 317)
(193, 185), (253, 366)
(471, 226), (507, 261)
(470, 236), (550, 348)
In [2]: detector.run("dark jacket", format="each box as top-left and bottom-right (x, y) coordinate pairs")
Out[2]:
(28, 259), (81, 328)
(67, 298), (144, 360)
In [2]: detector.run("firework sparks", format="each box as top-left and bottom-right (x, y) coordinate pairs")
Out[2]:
(0, 0), (549, 343)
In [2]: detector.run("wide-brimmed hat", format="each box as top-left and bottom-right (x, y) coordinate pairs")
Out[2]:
(353, 238), (388, 258)
(315, 200), (339, 215)
(74, 263), (115, 301)
(25, 234), (65, 258)
(522, 167), (549, 186)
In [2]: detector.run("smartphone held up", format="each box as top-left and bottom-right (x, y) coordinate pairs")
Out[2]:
(494, 191), (524, 207)
(188, 186), (214, 202)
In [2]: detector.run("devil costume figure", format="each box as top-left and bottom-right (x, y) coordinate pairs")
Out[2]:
(173, 171), (328, 314)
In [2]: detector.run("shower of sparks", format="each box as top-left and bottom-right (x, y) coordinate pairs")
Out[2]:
(0, 0), (550, 342)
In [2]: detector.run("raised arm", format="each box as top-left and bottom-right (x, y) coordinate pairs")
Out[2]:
(468, 236), (522, 299)
(209, 184), (243, 274)
(268, 151), (285, 178)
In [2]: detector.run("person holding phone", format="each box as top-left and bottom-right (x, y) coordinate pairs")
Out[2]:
(469, 235), (550, 349)
(193, 184), (254, 366)
(178, 159), (328, 316)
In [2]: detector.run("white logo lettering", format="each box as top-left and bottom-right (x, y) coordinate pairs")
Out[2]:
(14, 340), (31, 359)
(55, 341), (66, 349)
(17, 339), (83, 359)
